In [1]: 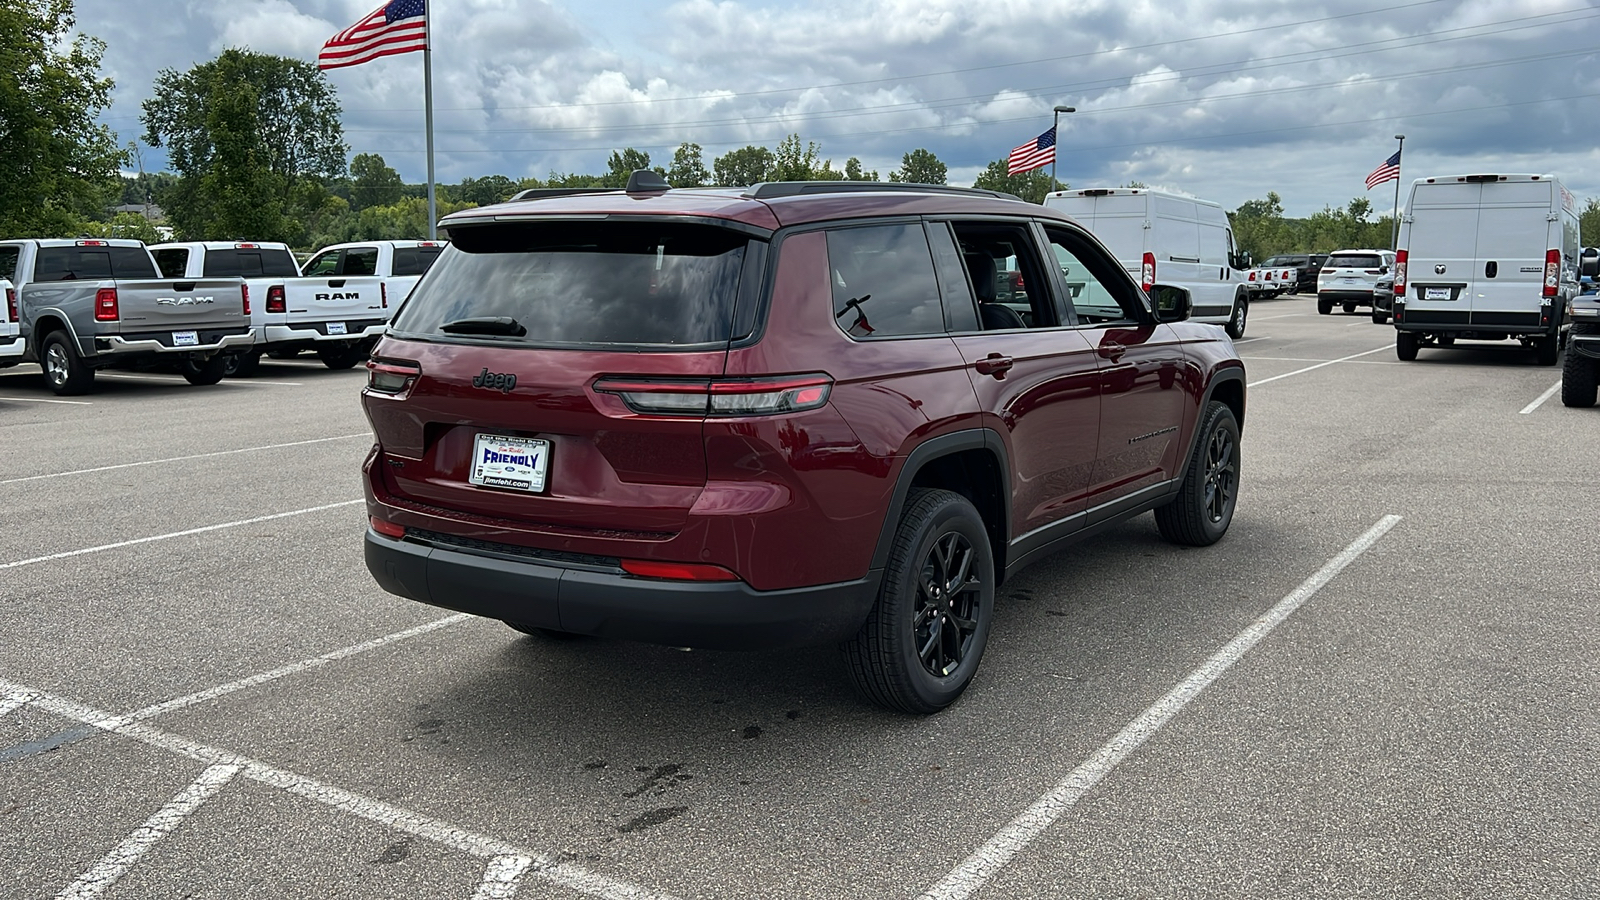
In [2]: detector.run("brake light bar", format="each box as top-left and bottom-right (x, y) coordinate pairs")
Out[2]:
(367, 358), (421, 394)
(266, 285), (286, 313)
(1544, 249), (1560, 298)
(76, 240), (109, 247)
(94, 287), (119, 321)
(594, 374), (833, 417)
(235, 242), (259, 249)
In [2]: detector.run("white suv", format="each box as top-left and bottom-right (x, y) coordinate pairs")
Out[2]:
(1317, 249), (1395, 315)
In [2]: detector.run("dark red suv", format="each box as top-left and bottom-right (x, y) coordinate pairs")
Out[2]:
(362, 173), (1246, 713)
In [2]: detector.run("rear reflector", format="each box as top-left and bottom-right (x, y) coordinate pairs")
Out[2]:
(371, 517), (406, 539)
(620, 559), (738, 581)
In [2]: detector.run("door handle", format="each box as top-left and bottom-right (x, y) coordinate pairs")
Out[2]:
(1098, 342), (1126, 361)
(973, 353), (1014, 378)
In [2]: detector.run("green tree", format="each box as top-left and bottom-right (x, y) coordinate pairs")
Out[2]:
(349, 153), (403, 209)
(971, 158), (1063, 204)
(454, 174), (516, 206)
(167, 77), (290, 241)
(82, 212), (162, 243)
(1227, 192), (1289, 259)
(599, 148), (657, 188)
(0, 0), (128, 235)
(713, 145), (774, 187)
(771, 134), (826, 181)
(667, 142), (710, 187)
(351, 196), (476, 241)
(1579, 198), (1600, 247)
(888, 148), (946, 185)
(843, 158), (879, 182)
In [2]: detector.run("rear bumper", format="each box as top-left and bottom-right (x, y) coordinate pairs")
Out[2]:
(266, 320), (386, 343)
(0, 334), (24, 359)
(1319, 289), (1376, 303)
(94, 329), (253, 354)
(364, 530), (881, 650)
(1393, 304), (1553, 335)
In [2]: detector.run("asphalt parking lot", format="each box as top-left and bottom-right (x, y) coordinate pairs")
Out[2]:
(4, 296), (1599, 899)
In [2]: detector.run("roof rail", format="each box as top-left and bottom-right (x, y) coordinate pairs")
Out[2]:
(507, 187), (612, 202)
(742, 181), (1023, 202)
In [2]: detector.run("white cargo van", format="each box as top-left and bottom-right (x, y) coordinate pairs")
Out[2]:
(1044, 188), (1252, 337)
(1393, 173), (1580, 365)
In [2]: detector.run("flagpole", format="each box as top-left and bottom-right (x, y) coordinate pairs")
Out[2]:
(423, 2), (437, 241)
(1390, 134), (1405, 251)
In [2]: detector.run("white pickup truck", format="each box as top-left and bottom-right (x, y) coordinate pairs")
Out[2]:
(150, 241), (301, 376)
(275, 240), (445, 369)
(0, 239), (252, 394)
(0, 279), (24, 365)
(1243, 260), (1299, 298)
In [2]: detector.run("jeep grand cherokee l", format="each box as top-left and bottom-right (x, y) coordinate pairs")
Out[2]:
(362, 172), (1247, 714)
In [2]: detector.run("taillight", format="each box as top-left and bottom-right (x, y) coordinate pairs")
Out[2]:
(1394, 250), (1408, 297)
(620, 559), (738, 582)
(5, 288), (16, 321)
(94, 287), (119, 321)
(1248, 271), (1256, 281)
(241, 283), (251, 316)
(266, 285), (286, 313)
(381, 282), (388, 309)
(1544, 249), (1560, 298)
(370, 516), (405, 539)
(1141, 252), (1156, 292)
(366, 358), (420, 394)
(594, 374), (833, 417)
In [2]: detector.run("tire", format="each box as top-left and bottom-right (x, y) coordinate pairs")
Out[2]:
(1396, 331), (1419, 361)
(1317, 296), (1333, 315)
(1534, 334), (1560, 367)
(179, 353), (229, 386)
(1372, 311), (1390, 325)
(1225, 295), (1248, 339)
(1342, 301), (1357, 314)
(842, 489), (995, 715)
(41, 331), (95, 395)
(1561, 350), (1598, 407)
(1154, 401), (1240, 547)
(228, 348), (262, 378)
(318, 344), (367, 370)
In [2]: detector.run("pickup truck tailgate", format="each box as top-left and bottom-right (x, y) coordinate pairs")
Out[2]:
(283, 278), (387, 325)
(111, 278), (250, 340)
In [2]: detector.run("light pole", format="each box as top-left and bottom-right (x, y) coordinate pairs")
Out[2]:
(1390, 133), (1405, 251)
(1052, 106), (1074, 193)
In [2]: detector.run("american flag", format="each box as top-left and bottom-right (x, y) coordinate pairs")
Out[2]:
(319, 0), (428, 70)
(1365, 150), (1401, 190)
(1007, 126), (1056, 176)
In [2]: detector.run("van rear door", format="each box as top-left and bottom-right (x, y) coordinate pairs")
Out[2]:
(1472, 180), (1552, 325)
(1405, 182), (1480, 325)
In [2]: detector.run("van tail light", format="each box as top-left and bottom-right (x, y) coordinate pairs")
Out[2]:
(620, 559), (738, 582)
(94, 288), (119, 321)
(594, 374), (833, 417)
(381, 282), (388, 309)
(241, 284), (251, 316)
(1544, 249), (1560, 297)
(367, 358), (420, 394)
(1393, 250), (1408, 298)
(5, 287), (16, 321)
(370, 516), (405, 539)
(266, 285), (286, 313)
(1141, 252), (1156, 292)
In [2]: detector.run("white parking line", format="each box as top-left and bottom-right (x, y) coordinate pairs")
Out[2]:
(1247, 345), (1391, 387)
(0, 433), (370, 486)
(1, 679), (680, 900)
(918, 514), (1402, 900)
(0, 690), (35, 719)
(0, 396), (93, 405)
(1230, 336), (1268, 344)
(55, 764), (241, 900)
(0, 500), (363, 570)
(472, 856), (536, 899)
(1518, 380), (1563, 415)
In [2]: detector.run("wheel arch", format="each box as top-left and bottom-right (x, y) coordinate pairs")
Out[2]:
(869, 429), (1012, 582)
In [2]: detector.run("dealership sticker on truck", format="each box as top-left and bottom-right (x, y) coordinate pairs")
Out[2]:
(469, 434), (549, 492)
(327, 322), (347, 335)
(1423, 287), (1453, 300)
(173, 331), (199, 346)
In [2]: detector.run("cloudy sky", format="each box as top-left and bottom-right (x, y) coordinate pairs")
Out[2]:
(80, 0), (1600, 217)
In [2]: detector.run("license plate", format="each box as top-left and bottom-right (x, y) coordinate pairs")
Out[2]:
(327, 322), (347, 335)
(172, 331), (198, 347)
(1424, 287), (1452, 300)
(469, 434), (549, 493)
(1341, 277), (1358, 285)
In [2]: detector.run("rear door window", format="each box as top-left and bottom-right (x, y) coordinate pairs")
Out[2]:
(343, 247), (379, 276)
(825, 223), (944, 339)
(390, 222), (752, 347)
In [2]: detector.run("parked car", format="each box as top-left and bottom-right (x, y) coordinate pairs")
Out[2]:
(1256, 254), (1324, 295)
(1246, 259), (1298, 298)
(1393, 174), (1579, 365)
(361, 172), (1247, 714)
(0, 239), (251, 394)
(1560, 249), (1600, 406)
(1043, 188), (1252, 337)
(275, 240), (446, 369)
(0, 278), (23, 366)
(1371, 277), (1395, 324)
(150, 241), (300, 376)
(1317, 249), (1395, 315)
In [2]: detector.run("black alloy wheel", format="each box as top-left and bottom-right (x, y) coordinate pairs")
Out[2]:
(912, 531), (984, 678)
(1155, 400), (1240, 546)
(1202, 425), (1237, 526)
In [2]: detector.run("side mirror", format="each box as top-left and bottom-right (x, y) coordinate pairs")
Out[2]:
(1582, 248), (1599, 279)
(1149, 284), (1191, 323)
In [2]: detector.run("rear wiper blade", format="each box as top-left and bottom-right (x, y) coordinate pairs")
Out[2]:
(439, 316), (527, 336)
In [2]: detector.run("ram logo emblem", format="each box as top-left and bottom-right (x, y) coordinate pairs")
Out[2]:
(155, 296), (215, 305)
(1434, 264), (1446, 274)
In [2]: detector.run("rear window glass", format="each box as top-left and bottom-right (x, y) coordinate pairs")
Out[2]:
(392, 246), (443, 276)
(33, 247), (158, 282)
(826, 224), (943, 339)
(343, 248), (379, 276)
(202, 248), (300, 278)
(1, 245), (24, 282)
(391, 222), (750, 347)
(1327, 254), (1383, 269)
(152, 248), (189, 278)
